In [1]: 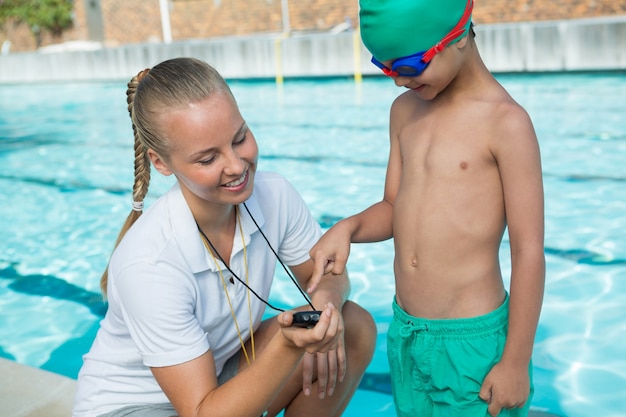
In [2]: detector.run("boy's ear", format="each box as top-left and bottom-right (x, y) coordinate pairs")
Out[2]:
(147, 148), (173, 176)
(455, 34), (470, 50)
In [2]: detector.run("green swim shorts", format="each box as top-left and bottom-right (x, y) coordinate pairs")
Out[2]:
(387, 294), (534, 417)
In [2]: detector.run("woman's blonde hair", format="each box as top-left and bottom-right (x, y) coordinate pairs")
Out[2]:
(100, 57), (234, 295)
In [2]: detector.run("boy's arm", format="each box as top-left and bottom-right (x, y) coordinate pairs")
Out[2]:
(308, 111), (401, 290)
(350, 122), (402, 243)
(308, 196), (394, 292)
(480, 104), (545, 416)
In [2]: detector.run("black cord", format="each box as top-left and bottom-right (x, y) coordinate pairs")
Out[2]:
(243, 203), (316, 310)
(196, 204), (316, 312)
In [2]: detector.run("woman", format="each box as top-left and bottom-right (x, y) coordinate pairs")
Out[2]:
(73, 57), (376, 417)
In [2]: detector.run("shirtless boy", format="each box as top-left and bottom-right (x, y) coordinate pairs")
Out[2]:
(309, 0), (545, 416)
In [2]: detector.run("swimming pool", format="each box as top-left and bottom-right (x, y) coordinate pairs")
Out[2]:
(0, 72), (625, 417)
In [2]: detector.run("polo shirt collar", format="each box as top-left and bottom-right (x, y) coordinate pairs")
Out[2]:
(168, 183), (266, 274)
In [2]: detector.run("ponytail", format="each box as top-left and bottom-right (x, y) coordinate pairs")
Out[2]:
(100, 69), (152, 296)
(99, 58), (234, 296)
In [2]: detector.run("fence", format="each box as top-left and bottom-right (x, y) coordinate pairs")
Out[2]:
(1, 16), (625, 83)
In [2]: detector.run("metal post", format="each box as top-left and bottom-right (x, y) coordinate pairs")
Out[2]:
(281, 0), (290, 35)
(159, 0), (173, 43)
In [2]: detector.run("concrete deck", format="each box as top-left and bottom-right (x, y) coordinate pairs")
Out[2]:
(0, 356), (564, 417)
(0, 358), (75, 417)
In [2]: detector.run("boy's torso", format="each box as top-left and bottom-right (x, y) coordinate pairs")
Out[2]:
(391, 84), (512, 319)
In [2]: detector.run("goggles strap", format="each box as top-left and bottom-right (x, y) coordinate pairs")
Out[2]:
(382, 67), (399, 77)
(422, 0), (474, 63)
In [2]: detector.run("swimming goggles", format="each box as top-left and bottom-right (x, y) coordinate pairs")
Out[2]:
(370, 0), (474, 77)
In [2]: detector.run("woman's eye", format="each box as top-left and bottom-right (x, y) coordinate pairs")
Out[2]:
(234, 133), (247, 145)
(198, 156), (215, 165)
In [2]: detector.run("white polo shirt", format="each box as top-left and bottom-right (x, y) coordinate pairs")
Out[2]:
(73, 171), (322, 417)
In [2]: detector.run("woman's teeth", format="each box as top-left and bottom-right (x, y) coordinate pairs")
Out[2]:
(225, 171), (246, 187)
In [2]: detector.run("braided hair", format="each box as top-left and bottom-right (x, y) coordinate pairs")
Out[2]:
(100, 57), (234, 295)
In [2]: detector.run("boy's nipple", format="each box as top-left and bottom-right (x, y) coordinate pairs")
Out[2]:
(459, 161), (468, 170)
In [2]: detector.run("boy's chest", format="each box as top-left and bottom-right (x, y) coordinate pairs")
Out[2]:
(398, 119), (493, 178)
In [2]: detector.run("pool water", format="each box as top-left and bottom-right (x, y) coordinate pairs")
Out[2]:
(1, 73), (625, 417)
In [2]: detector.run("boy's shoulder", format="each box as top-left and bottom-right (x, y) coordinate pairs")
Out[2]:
(475, 81), (537, 149)
(485, 82), (533, 127)
(389, 89), (428, 125)
(389, 78), (516, 115)
(463, 77), (531, 125)
(394, 79), (534, 142)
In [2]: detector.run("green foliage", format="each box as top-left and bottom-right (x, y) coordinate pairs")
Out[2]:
(0, 0), (73, 37)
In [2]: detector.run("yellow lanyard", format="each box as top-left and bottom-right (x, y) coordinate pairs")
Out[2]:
(199, 207), (256, 365)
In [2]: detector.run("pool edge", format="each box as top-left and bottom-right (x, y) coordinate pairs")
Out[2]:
(0, 357), (75, 417)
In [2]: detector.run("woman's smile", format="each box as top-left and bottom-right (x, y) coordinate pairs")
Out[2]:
(223, 169), (249, 190)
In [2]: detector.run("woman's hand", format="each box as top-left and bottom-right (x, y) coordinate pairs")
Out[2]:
(279, 302), (346, 398)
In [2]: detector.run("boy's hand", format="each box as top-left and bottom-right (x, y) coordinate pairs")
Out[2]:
(308, 224), (352, 293)
(479, 361), (530, 416)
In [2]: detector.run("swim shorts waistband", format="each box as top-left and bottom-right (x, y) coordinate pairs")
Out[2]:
(391, 293), (509, 337)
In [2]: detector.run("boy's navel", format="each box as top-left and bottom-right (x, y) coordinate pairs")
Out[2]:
(410, 257), (418, 267)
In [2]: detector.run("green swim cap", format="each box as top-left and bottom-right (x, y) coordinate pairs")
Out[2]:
(360, 0), (473, 62)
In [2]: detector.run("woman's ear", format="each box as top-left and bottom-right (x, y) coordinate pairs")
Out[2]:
(147, 148), (173, 176)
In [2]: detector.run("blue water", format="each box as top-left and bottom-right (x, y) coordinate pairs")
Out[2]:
(1, 73), (625, 417)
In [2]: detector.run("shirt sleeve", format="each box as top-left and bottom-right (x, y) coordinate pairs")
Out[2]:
(109, 259), (210, 368)
(274, 176), (323, 266)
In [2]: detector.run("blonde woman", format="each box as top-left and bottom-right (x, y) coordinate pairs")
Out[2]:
(73, 57), (376, 417)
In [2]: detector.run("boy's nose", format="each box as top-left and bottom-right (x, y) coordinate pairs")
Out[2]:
(393, 75), (411, 87)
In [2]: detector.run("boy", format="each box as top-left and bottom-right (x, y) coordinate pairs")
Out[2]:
(308, 0), (545, 416)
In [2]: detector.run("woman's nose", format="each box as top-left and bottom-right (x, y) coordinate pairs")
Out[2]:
(224, 149), (245, 175)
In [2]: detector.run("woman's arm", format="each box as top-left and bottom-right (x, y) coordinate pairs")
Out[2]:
(152, 302), (340, 417)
